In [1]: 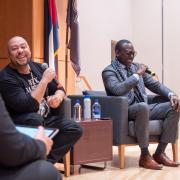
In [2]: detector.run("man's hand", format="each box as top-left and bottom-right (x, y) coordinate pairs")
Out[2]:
(137, 64), (148, 76)
(42, 68), (56, 84)
(47, 94), (62, 108)
(170, 95), (180, 112)
(47, 90), (65, 108)
(35, 126), (53, 155)
(31, 68), (56, 103)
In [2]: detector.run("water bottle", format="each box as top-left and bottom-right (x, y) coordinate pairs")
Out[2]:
(73, 99), (81, 121)
(83, 95), (91, 119)
(92, 99), (101, 119)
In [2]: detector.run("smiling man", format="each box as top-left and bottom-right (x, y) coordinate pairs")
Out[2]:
(7, 36), (31, 68)
(102, 39), (180, 170)
(0, 36), (82, 165)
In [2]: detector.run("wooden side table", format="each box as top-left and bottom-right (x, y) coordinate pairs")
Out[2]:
(71, 119), (112, 173)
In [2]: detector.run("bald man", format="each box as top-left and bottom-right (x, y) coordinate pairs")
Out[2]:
(0, 36), (82, 164)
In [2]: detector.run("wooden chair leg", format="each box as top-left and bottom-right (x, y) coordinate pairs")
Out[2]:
(172, 140), (178, 162)
(118, 144), (125, 169)
(54, 151), (71, 177)
(63, 151), (70, 177)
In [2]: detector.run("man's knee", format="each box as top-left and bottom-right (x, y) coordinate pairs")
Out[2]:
(134, 103), (149, 125)
(137, 102), (149, 114)
(170, 110), (180, 123)
(67, 120), (83, 139)
(166, 102), (180, 122)
(76, 122), (83, 138)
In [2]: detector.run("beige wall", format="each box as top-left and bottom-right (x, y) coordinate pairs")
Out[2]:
(78, 0), (180, 96)
(132, 0), (180, 96)
(163, 0), (180, 96)
(131, 0), (163, 82)
(78, 0), (132, 91)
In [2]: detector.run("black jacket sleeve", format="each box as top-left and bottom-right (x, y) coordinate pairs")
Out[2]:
(0, 95), (46, 167)
(0, 70), (39, 113)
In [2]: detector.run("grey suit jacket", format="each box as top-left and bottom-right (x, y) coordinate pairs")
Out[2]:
(102, 62), (172, 104)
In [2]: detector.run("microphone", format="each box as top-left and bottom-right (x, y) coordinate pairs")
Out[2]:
(41, 63), (49, 70)
(145, 69), (156, 76)
(41, 63), (59, 85)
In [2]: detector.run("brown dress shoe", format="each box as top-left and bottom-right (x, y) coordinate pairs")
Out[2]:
(139, 154), (163, 170)
(153, 153), (180, 167)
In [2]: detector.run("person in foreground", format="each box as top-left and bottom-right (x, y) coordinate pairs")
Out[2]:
(102, 39), (180, 170)
(0, 36), (82, 164)
(0, 94), (61, 180)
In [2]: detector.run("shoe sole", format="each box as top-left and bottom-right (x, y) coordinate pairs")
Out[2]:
(139, 163), (163, 170)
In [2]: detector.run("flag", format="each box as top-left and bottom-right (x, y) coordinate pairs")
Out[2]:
(66, 0), (80, 75)
(44, 0), (59, 71)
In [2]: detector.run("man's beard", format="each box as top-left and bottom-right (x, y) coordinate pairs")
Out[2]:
(10, 57), (31, 67)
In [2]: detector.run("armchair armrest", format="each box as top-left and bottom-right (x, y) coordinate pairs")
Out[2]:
(107, 96), (128, 145)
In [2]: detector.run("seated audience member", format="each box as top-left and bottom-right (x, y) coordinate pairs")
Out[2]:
(0, 94), (61, 180)
(0, 36), (82, 164)
(102, 39), (180, 170)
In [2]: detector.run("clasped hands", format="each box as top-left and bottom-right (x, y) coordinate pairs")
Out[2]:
(47, 93), (63, 108)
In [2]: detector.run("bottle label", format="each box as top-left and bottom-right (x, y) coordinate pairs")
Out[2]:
(92, 105), (101, 119)
(93, 114), (100, 119)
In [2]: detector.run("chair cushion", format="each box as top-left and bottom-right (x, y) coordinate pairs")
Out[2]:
(128, 120), (163, 137)
(82, 90), (107, 96)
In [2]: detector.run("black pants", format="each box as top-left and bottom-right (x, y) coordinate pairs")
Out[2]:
(13, 113), (83, 163)
(0, 160), (61, 180)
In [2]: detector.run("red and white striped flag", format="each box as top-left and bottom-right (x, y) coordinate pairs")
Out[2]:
(44, 0), (59, 72)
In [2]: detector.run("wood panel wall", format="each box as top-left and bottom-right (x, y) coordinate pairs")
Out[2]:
(0, 0), (32, 66)
(0, 0), (75, 94)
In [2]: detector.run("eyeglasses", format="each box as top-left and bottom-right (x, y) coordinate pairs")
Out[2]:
(123, 50), (137, 57)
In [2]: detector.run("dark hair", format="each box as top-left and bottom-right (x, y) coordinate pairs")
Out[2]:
(115, 39), (132, 52)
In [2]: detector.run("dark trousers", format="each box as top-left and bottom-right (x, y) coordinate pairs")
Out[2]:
(0, 160), (61, 180)
(13, 113), (83, 163)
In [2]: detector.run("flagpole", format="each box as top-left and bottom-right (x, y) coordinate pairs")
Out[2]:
(65, 25), (69, 91)
(65, 18), (69, 92)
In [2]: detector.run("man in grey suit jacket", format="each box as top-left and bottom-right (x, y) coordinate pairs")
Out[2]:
(0, 94), (61, 180)
(102, 39), (180, 170)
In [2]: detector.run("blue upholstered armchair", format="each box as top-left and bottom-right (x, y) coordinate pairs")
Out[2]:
(68, 92), (178, 169)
